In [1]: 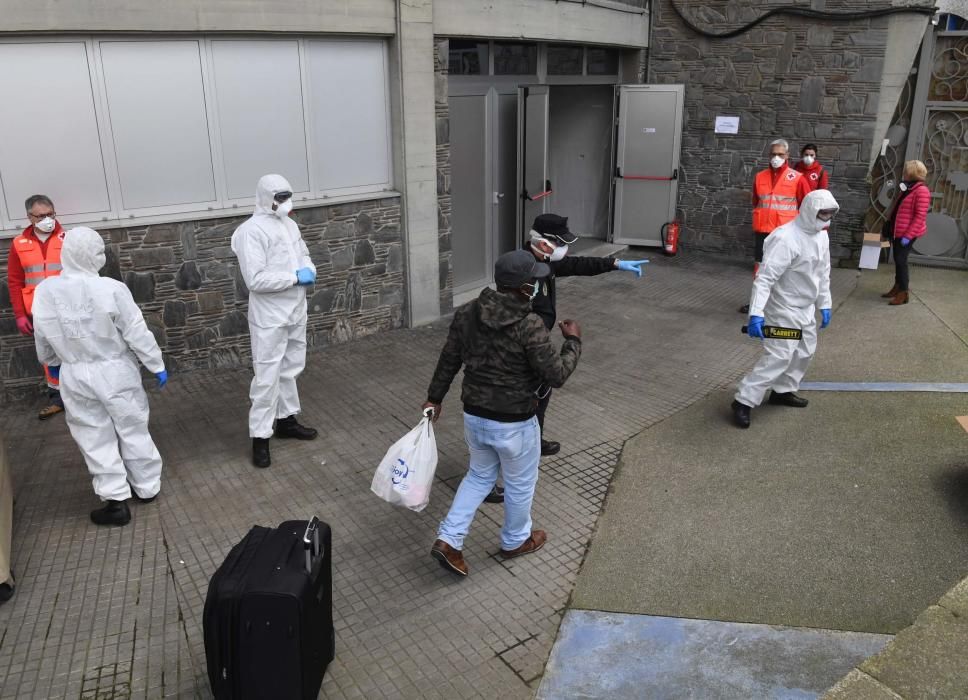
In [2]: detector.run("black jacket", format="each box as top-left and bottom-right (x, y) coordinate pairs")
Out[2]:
(523, 244), (616, 329)
(427, 287), (582, 421)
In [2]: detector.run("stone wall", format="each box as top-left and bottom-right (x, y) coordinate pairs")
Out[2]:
(435, 38), (455, 316)
(0, 197), (405, 399)
(648, 0), (896, 263)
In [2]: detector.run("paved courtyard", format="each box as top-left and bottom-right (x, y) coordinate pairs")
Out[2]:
(0, 251), (857, 699)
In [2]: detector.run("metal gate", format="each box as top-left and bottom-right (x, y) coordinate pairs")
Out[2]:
(906, 24), (968, 267)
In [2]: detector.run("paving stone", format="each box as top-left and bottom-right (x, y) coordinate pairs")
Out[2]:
(0, 252), (857, 698)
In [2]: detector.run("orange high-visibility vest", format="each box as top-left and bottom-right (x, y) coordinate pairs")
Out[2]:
(752, 168), (802, 233)
(13, 230), (64, 316)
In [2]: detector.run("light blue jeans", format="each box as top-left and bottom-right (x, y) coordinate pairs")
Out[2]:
(438, 413), (541, 551)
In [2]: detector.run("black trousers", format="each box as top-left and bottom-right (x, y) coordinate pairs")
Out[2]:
(893, 238), (912, 291)
(754, 232), (767, 263)
(536, 389), (551, 437)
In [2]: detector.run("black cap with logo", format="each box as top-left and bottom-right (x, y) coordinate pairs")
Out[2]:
(532, 213), (579, 245)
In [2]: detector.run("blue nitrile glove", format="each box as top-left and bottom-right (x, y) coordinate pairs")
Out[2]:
(296, 267), (316, 285)
(48, 365), (60, 380)
(155, 370), (168, 389)
(820, 308), (831, 329)
(900, 237), (911, 247)
(747, 315), (765, 339)
(616, 259), (650, 277)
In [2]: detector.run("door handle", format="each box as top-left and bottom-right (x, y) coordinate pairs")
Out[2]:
(493, 192), (506, 204)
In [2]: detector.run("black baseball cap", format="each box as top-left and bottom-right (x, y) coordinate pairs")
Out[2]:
(532, 213), (579, 245)
(494, 250), (551, 288)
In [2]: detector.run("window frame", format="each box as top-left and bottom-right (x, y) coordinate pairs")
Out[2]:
(0, 34), (396, 235)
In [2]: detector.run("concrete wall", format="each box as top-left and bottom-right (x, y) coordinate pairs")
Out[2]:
(0, 199), (405, 399)
(648, 0), (920, 263)
(434, 0), (650, 48)
(434, 39), (455, 317)
(0, 0), (396, 34)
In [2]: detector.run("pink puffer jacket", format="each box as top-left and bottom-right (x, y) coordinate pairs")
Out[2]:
(892, 182), (931, 239)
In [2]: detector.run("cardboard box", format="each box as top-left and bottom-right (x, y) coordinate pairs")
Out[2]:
(863, 232), (882, 245)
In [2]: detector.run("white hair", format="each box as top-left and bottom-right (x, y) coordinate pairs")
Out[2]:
(769, 139), (789, 152)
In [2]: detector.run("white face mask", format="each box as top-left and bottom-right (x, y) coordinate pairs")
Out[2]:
(34, 216), (56, 234)
(273, 199), (293, 219)
(549, 244), (568, 262)
(802, 155), (815, 167)
(770, 156), (785, 169)
(523, 281), (540, 301)
(814, 218), (831, 233)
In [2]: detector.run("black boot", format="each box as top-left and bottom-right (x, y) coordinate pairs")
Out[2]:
(768, 391), (809, 408)
(252, 438), (271, 468)
(90, 500), (131, 526)
(540, 440), (560, 456)
(484, 486), (505, 504)
(731, 400), (751, 429)
(274, 415), (318, 440)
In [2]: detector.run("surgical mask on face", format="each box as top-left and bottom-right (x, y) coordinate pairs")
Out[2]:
(770, 156), (785, 169)
(549, 244), (568, 262)
(523, 281), (539, 301)
(34, 216), (56, 234)
(814, 218), (831, 233)
(273, 199), (293, 218)
(802, 155), (815, 167)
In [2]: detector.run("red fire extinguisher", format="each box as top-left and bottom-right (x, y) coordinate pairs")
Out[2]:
(661, 220), (680, 256)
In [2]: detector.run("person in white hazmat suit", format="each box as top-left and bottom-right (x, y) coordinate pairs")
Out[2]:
(232, 174), (318, 468)
(31, 227), (168, 526)
(731, 189), (839, 428)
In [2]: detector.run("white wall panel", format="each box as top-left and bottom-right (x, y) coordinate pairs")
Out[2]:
(100, 40), (217, 210)
(0, 42), (111, 223)
(211, 40), (309, 199)
(307, 41), (391, 191)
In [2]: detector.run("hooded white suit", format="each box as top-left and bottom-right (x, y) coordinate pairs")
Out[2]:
(735, 189), (838, 408)
(32, 227), (165, 501)
(231, 174), (316, 438)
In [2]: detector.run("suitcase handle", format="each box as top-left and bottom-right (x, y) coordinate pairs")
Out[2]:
(303, 517), (320, 574)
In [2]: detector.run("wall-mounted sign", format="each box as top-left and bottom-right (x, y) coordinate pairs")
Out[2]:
(714, 116), (740, 134)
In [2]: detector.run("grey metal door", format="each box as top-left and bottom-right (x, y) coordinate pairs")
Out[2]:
(517, 85), (552, 242)
(613, 85), (684, 247)
(495, 93), (519, 256)
(450, 93), (492, 294)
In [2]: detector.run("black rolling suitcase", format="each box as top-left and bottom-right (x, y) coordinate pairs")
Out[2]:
(204, 517), (334, 699)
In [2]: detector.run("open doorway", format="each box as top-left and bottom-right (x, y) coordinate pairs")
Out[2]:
(547, 85), (614, 241)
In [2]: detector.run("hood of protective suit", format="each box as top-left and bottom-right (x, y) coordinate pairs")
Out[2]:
(477, 287), (533, 330)
(254, 174), (294, 216)
(61, 227), (106, 276)
(795, 190), (839, 233)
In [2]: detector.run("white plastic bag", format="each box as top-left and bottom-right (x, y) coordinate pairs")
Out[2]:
(371, 412), (438, 512)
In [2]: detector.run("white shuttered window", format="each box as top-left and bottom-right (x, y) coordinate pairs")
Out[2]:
(0, 37), (393, 232)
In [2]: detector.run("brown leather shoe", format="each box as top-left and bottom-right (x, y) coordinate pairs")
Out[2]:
(500, 530), (547, 559)
(881, 284), (900, 298)
(38, 404), (64, 420)
(889, 290), (909, 305)
(430, 539), (468, 576)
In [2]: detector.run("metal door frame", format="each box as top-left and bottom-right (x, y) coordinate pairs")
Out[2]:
(612, 84), (685, 247)
(905, 25), (968, 268)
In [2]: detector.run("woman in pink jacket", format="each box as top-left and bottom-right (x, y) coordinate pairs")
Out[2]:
(883, 160), (931, 305)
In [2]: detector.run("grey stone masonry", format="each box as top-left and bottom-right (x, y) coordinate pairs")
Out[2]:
(649, 0), (894, 263)
(0, 197), (405, 399)
(435, 38), (455, 316)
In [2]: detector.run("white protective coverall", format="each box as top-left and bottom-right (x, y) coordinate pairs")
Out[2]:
(32, 227), (165, 501)
(231, 174), (316, 438)
(735, 189), (838, 408)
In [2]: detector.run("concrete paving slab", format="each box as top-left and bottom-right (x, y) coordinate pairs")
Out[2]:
(570, 390), (968, 634)
(823, 669), (902, 700)
(536, 610), (891, 700)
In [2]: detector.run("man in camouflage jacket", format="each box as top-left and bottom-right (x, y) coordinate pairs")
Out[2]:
(423, 250), (583, 577)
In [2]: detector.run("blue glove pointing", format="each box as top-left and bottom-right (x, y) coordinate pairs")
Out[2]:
(900, 237), (911, 247)
(820, 308), (831, 329)
(155, 370), (168, 389)
(48, 365), (60, 380)
(617, 259), (650, 277)
(296, 267), (316, 285)
(747, 315), (765, 339)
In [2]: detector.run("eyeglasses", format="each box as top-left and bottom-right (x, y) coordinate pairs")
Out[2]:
(273, 191), (293, 203)
(28, 211), (55, 220)
(817, 209), (837, 221)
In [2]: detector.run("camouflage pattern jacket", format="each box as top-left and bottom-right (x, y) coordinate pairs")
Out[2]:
(427, 287), (582, 422)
